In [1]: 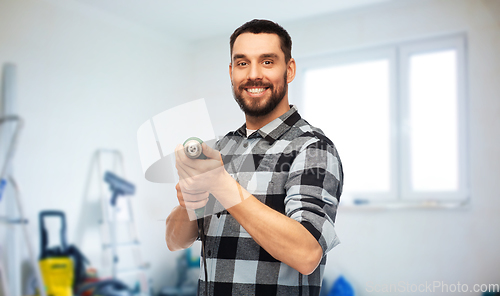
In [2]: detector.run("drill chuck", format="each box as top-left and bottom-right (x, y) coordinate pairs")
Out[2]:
(183, 137), (206, 159)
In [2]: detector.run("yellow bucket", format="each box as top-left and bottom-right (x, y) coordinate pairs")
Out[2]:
(39, 257), (74, 296)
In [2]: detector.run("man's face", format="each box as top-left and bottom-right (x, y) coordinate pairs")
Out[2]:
(230, 33), (294, 117)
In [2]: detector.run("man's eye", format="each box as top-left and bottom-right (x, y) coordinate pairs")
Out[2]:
(238, 62), (247, 66)
(263, 61), (273, 65)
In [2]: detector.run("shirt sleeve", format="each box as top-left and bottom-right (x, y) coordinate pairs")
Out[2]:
(284, 136), (343, 256)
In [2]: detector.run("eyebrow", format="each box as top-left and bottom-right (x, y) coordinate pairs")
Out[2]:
(232, 54), (246, 60)
(261, 53), (279, 59)
(232, 53), (280, 61)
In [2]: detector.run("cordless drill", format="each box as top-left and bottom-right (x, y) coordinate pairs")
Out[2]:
(183, 137), (207, 218)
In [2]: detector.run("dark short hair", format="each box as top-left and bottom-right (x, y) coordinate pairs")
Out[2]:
(230, 19), (292, 63)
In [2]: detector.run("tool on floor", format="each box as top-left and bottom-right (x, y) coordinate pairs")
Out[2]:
(39, 211), (74, 296)
(77, 278), (133, 296)
(39, 210), (90, 296)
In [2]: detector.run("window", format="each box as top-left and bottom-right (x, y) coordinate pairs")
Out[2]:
(295, 34), (468, 207)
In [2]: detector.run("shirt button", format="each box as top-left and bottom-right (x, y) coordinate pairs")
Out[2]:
(243, 142), (248, 148)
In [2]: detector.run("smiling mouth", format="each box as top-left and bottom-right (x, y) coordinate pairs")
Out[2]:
(245, 87), (268, 94)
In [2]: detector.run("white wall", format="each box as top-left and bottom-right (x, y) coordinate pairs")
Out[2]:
(191, 0), (500, 295)
(0, 0), (194, 291)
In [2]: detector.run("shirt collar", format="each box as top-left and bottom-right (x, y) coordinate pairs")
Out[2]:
(235, 105), (301, 144)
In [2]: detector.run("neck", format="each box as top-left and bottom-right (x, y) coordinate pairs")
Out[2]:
(245, 97), (290, 130)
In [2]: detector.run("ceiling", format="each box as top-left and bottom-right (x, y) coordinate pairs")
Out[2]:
(71, 0), (395, 42)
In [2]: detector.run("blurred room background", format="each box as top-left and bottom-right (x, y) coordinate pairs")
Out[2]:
(1, 0), (499, 295)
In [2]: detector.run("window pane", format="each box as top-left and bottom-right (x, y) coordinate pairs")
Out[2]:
(409, 50), (458, 191)
(303, 60), (391, 194)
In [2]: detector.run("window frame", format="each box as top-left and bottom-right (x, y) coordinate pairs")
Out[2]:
(292, 33), (470, 208)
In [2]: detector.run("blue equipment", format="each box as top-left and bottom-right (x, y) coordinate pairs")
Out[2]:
(328, 275), (355, 296)
(104, 171), (135, 206)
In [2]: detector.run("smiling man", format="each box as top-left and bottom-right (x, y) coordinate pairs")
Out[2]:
(230, 32), (291, 124)
(166, 19), (343, 296)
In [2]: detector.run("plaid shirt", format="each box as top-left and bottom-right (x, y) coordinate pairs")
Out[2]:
(198, 105), (343, 296)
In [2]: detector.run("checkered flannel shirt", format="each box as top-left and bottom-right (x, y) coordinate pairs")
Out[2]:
(198, 105), (343, 296)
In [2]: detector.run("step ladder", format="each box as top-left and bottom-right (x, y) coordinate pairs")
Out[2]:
(0, 115), (46, 296)
(92, 149), (150, 295)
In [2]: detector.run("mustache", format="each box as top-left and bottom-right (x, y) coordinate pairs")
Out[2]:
(238, 80), (273, 90)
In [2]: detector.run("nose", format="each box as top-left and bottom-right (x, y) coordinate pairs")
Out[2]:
(247, 63), (263, 80)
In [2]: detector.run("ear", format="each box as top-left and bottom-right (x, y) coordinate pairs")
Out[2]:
(229, 63), (233, 82)
(286, 58), (296, 83)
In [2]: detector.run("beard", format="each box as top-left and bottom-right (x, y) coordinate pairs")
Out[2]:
(232, 72), (288, 117)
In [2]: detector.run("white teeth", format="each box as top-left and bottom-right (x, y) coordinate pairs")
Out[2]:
(246, 88), (266, 94)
